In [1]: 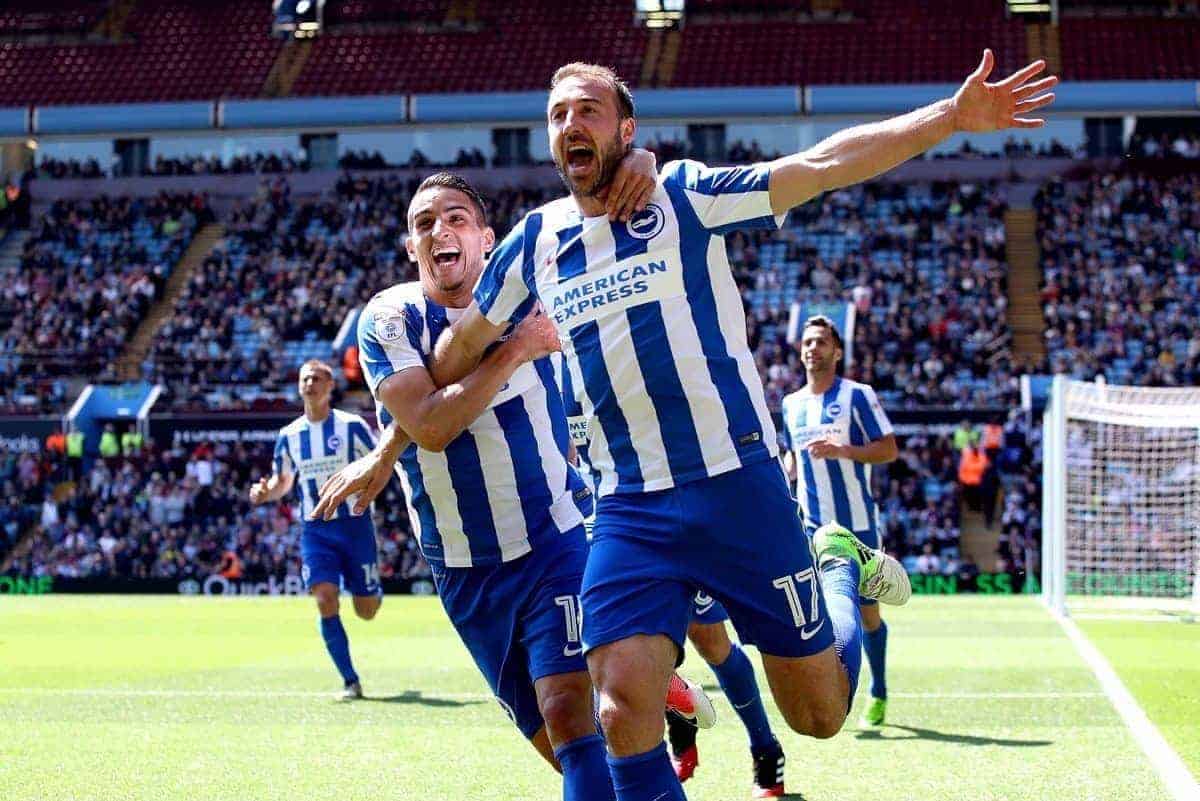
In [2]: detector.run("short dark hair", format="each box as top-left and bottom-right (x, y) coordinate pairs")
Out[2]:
(409, 172), (489, 226)
(802, 315), (844, 350)
(550, 62), (635, 120)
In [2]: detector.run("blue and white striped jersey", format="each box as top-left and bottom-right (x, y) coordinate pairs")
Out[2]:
(781, 377), (894, 537)
(357, 281), (586, 569)
(552, 352), (600, 502)
(274, 408), (377, 522)
(474, 159), (785, 498)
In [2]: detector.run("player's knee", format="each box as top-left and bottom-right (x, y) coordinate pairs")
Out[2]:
(312, 584), (339, 616)
(595, 690), (637, 738)
(353, 597), (380, 620)
(538, 687), (593, 743)
(779, 697), (845, 740)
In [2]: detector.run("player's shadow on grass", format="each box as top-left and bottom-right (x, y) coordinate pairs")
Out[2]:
(368, 690), (483, 708)
(855, 725), (1051, 747)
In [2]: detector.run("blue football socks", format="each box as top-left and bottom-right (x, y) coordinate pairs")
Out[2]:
(318, 614), (358, 685)
(709, 643), (775, 751)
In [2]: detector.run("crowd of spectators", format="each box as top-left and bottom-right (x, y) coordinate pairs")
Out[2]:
(3, 435), (431, 585)
(144, 175), (552, 410)
(33, 152), (310, 180)
(4, 163), (1132, 583)
(873, 432), (964, 571)
(0, 191), (212, 384)
(337, 147), (489, 171)
(1126, 129), (1200, 160)
(1035, 172), (1200, 387)
(744, 179), (1019, 411)
(929, 137), (1081, 160)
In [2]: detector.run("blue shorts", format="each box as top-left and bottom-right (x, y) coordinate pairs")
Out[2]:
(582, 459), (835, 660)
(300, 514), (381, 597)
(691, 591), (730, 625)
(803, 521), (880, 607)
(430, 526), (589, 740)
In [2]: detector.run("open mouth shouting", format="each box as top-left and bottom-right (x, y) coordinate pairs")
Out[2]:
(431, 245), (462, 270)
(563, 138), (597, 181)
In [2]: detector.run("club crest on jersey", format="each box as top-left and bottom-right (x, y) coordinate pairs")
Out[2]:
(826, 402), (843, 419)
(374, 311), (404, 342)
(326, 434), (342, 451)
(626, 204), (665, 240)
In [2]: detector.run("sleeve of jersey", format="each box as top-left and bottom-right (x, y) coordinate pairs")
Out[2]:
(273, 435), (293, 477)
(853, 386), (894, 441)
(473, 220), (534, 327)
(665, 159), (786, 235)
(357, 303), (426, 397)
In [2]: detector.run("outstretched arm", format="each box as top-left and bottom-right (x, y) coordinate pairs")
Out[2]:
(768, 50), (1057, 214)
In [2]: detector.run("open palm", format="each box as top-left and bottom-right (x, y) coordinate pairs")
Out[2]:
(952, 49), (1058, 133)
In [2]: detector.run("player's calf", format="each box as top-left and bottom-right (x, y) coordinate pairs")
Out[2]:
(312, 582), (340, 617)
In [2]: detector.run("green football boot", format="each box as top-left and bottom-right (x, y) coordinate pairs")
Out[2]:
(859, 697), (887, 728)
(812, 523), (911, 606)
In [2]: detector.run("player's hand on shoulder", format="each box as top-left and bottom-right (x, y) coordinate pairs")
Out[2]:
(508, 304), (561, 363)
(806, 439), (846, 460)
(604, 147), (658, 222)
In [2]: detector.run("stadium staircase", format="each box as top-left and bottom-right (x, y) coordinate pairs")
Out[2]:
(639, 28), (681, 87)
(1003, 208), (1046, 365)
(115, 222), (225, 381)
(261, 38), (313, 98)
(959, 506), (999, 569)
(0, 230), (29, 332)
(93, 0), (139, 40)
(1024, 21), (1061, 76)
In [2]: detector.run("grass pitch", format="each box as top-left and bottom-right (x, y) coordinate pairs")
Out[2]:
(1, 594), (1194, 800)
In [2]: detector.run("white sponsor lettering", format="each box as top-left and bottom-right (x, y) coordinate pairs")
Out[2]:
(546, 257), (683, 328)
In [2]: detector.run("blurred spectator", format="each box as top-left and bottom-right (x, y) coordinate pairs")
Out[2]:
(916, 542), (942, 574)
(1036, 172), (1200, 387)
(98, 424), (119, 459)
(958, 443), (989, 511)
(953, 419), (978, 451)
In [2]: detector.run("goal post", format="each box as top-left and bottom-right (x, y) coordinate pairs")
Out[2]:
(1042, 376), (1200, 616)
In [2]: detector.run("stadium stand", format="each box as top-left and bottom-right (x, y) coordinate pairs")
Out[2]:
(1035, 172), (1200, 388)
(744, 179), (1018, 411)
(3, 438), (430, 583)
(145, 174), (555, 410)
(0, 191), (212, 392)
(1057, 16), (1200, 81)
(672, 1), (1025, 87)
(3, 0), (1199, 108)
(291, 0), (646, 96)
(0, 1), (278, 105)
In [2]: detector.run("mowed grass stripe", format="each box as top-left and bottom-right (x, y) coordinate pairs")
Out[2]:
(0, 595), (1175, 800)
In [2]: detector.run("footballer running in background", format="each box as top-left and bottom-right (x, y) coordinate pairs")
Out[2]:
(249, 359), (380, 701)
(781, 316), (899, 728)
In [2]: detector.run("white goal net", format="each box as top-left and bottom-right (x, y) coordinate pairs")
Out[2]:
(1042, 376), (1200, 616)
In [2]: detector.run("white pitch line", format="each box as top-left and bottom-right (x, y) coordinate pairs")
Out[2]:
(1057, 612), (1200, 801)
(0, 688), (1103, 700)
(1071, 613), (1193, 623)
